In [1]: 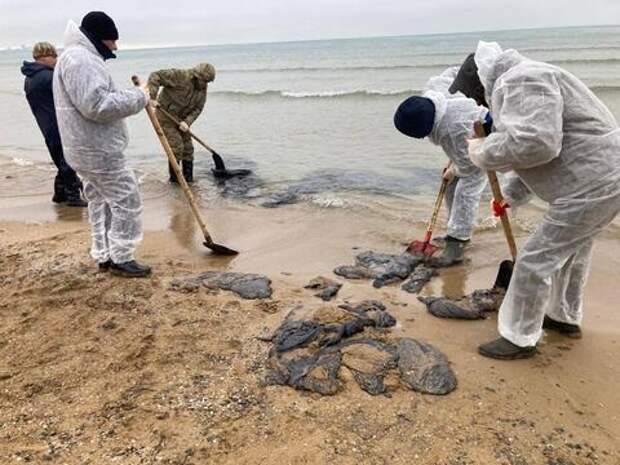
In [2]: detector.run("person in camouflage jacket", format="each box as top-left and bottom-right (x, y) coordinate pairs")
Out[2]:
(147, 63), (215, 183)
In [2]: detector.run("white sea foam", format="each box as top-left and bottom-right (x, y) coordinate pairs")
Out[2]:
(212, 89), (417, 99)
(12, 157), (34, 167)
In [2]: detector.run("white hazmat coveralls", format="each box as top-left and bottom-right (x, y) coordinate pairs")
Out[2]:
(53, 21), (147, 264)
(468, 41), (620, 347)
(425, 67), (488, 241)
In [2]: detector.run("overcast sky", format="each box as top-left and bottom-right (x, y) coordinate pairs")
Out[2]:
(1, 0), (619, 48)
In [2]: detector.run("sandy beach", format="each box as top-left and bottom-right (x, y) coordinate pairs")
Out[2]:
(1, 180), (619, 465)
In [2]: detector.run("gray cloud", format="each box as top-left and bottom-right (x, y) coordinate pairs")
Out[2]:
(1, 0), (619, 48)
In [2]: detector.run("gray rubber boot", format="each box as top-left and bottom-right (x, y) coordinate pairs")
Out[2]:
(110, 260), (152, 278)
(478, 337), (536, 360)
(429, 236), (468, 268)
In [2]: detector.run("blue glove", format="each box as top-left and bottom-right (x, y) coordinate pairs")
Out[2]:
(483, 112), (493, 136)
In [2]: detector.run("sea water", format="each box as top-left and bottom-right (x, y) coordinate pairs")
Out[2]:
(1, 25), (619, 210)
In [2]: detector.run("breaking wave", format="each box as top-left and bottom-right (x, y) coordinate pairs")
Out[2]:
(211, 89), (419, 99)
(11, 157), (34, 167)
(210, 84), (620, 100)
(217, 56), (620, 74)
(219, 63), (456, 73)
(551, 57), (620, 66)
(520, 44), (620, 54)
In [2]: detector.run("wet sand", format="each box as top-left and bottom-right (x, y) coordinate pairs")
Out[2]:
(1, 180), (619, 464)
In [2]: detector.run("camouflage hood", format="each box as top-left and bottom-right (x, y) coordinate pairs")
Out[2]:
(193, 63), (216, 83)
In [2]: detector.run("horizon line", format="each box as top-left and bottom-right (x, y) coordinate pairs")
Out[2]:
(121, 22), (620, 51)
(1, 22), (617, 52)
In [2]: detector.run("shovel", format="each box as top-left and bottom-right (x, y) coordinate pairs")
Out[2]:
(473, 121), (517, 289)
(155, 106), (251, 179)
(406, 174), (449, 258)
(132, 76), (238, 256)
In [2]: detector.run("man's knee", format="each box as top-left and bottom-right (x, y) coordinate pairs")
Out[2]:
(161, 124), (184, 157)
(182, 135), (194, 160)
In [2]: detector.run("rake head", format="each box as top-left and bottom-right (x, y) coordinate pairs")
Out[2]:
(406, 239), (439, 258)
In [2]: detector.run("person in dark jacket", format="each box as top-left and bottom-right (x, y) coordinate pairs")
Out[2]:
(21, 41), (86, 207)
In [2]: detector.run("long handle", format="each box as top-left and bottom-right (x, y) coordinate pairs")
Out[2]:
(132, 76), (214, 244)
(488, 171), (518, 261)
(423, 177), (449, 244)
(156, 105), (217, 156)
(472, 121), (518, 262)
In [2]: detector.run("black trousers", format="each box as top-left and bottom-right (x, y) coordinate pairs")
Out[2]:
(47, 142), (82, 201)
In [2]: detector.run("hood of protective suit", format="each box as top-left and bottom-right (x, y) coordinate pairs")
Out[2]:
(474, 41), (524, 108)
(63, 20), (99, 57)
(424, 90), (448, 136)
(193, 63), (216, 83)
(426, 66), (464, 99)
(64, 17), (116, 60)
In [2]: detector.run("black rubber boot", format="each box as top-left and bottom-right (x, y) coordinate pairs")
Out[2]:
(98, 259), (112, 272)
(182, 160), (194, 183)
(66, 199), (88, 207)
(169, 162), (179, 184)
(52, 175), (66, 203)
(65, 194), (88, 207)
(478, 337), (536, 360)
(543, 316), (582, 339)
(109, 260), (152, 278)
(429, 236), (468, 268)
(64, 179), (87, 207)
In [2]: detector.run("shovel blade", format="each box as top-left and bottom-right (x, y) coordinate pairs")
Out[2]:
(211, 151), (227, 171)
(212, 168), (253, 179)
(203, 239), (239, 256)
(406, 239), (439, 257)
(493, 259), (514, 290)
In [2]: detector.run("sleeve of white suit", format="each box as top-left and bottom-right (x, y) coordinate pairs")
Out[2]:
(471, 72), (564, 171)
(445, 120), (476, 177)
(60, 52), (147, 124)
(501, 172), (534, 207)
(443, 99), (487, 178)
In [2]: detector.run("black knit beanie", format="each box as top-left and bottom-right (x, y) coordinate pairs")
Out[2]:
(393, 96), (436, 139)
(81, 11), (119, 41)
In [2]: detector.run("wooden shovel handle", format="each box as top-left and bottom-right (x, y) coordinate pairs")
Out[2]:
(473, 122), (518, 261)
(132, 76), (214, 244)
(427, 177), (449, 238)
(488, 171), (518, 261)
(156, 105), (216, 156)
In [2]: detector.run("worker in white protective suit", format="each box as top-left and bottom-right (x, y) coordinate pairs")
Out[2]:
(449, 41), (620, 359)
(394, 67), (489, 267)
(53, 12), (151, 277)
